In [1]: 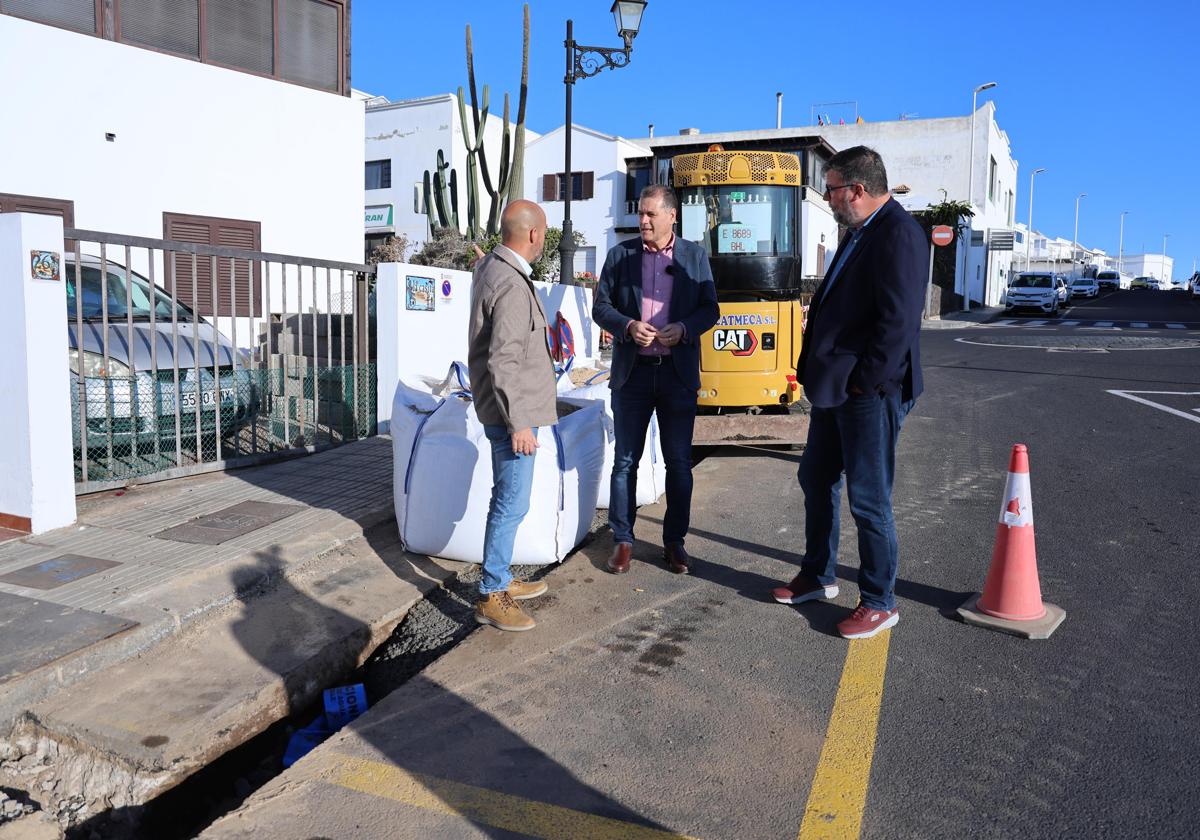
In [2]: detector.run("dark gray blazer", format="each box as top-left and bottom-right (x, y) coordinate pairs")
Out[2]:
(592, 236), (720, 391)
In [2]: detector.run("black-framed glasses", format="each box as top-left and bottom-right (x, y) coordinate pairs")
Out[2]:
(823, 183), (860, 199)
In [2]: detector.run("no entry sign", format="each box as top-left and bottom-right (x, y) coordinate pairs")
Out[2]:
(931, 225), (955, 247)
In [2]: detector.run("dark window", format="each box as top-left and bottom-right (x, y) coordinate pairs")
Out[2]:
(0, 0), (95, 33)
(541, 171), (594, 202)
(625, 164), (651, 210)
(1, 0), (347, 95)
(207, 0), (274, 75)
(365, 159), (392, 191)
(280, 0), (339, 92)
(164, 212), (262, 317)
(119, 0), (200, 58)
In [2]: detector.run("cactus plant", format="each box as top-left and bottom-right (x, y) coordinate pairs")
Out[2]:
(422, 149), (459, 232)
(461, 5), (529, 236)
(506, 4), (529, 205)
(456, 83), (487, 240)
(429, 4), (530, 239)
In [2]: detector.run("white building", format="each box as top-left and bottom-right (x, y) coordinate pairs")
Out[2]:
(1014, 223), (1117, 276)
(1118, 254), (1174, 281)
(629, 102), (1020, 307)
(522, 124), (651, 276)
(362, 92), (530, 258)
(1, 4), (363, 284)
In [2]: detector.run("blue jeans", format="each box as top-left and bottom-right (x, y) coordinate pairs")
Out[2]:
(609, 361), (697, 547)
(798, 391), (914, 611)
(480, 424), (538, 596)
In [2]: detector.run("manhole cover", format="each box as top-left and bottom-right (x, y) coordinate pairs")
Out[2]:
(0, 554), (121, 590)
(956, 336), (1200, 352)
(154, 501), (304, 545)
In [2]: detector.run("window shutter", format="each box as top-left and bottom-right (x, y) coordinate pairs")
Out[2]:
(119, 0), (200, 58)
(165, 217), (216, 315)
(165, 213), (262, 317)
(582, 171), (595, 200)
(542, 174), (556, 202)
(280, 0), (339, 92)
(207, 0), (274, 75)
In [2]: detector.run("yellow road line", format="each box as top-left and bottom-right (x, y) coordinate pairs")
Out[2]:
(798, 630), (892, 840)
(331, 755), (701, 840)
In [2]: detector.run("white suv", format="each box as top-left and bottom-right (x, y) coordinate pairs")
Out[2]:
(1004, 273), (1069, 315)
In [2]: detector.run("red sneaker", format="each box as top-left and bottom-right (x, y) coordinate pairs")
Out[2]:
(837, 604), (899, 639)
(772, 574), (839, 605)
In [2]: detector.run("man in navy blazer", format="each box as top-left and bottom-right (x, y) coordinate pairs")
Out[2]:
(593, 184), (720, 576)
(771, 146), (928, 640)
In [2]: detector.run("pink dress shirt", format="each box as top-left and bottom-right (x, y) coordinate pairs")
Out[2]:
(637, 235), (675, 356)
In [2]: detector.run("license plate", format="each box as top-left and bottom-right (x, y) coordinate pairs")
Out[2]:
(169, 389), (236, 411)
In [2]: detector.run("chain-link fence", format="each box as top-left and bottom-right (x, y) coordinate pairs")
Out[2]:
(72, 363), (377, 484)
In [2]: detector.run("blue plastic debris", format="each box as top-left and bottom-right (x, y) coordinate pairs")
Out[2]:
(282, 683), (369, 768)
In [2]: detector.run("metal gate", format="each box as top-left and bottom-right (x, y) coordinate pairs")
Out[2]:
(65, 228), (376, 493)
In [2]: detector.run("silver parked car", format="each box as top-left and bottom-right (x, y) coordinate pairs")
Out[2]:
(66, 255), (260, 449)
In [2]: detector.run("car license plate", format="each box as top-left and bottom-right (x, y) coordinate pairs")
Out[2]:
(168, 389), (235, 411)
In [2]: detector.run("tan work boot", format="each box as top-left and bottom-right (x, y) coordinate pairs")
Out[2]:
(507, 579), (548, 600)
(475, 591), (536, 631)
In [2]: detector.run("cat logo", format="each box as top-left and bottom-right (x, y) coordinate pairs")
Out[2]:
(712, 328), (758, 356)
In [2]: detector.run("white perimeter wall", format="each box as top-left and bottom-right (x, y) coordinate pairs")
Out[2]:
(375, 262), (602, 432)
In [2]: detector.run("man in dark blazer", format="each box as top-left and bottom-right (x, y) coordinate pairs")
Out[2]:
(770, 146), (928, 640)
(593, 184), (720, 575)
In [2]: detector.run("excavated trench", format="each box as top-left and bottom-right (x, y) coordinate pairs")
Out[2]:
(56, 513), (608, 840)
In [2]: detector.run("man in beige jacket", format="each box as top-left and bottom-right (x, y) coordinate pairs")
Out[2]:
(467, 200), (557, 631)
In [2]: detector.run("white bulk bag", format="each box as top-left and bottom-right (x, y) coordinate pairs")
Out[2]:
(391, 363), (605, 565)
(561, 372), (666, 509)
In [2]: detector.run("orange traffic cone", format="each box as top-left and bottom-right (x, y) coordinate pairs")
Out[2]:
(957, 444), (1066, 639)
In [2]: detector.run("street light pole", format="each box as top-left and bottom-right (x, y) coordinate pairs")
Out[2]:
(961, 81), (996, 312)
(1118, 210), (1128, 277)
(559, 2), (647, 285)
(1163, 233), (1170, 280)
(1025, 167), (1046, 272)
(1072, 192), (1086, 277)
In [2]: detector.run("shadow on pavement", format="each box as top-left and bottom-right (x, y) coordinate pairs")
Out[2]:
(211, 554), (676, 839)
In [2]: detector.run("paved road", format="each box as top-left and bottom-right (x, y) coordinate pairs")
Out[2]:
(203, 288), (1199, 840)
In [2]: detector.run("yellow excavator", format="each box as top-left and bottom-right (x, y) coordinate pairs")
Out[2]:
(673, 146), (810, 445)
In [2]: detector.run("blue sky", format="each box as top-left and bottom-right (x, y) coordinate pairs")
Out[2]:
(353, 1), (1199, 278)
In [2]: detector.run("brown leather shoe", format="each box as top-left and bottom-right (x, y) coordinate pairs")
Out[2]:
(607, 542), (632, 574)
(664, 544), (690, 574)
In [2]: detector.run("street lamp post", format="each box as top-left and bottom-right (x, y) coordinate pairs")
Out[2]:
(1025, 167), (1046, 272)
(1072, 192), (1086, 277)
(560, 1), (647, 284)
(1163, 233), (1170, 281)
(961, 81), (997, 312)
(1118, 210), (1128, 277)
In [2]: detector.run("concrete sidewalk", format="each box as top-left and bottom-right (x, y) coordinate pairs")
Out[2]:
(0, 437), (457, 829)
(921, 306), (1003, 330)
(198, 447), (856, 840)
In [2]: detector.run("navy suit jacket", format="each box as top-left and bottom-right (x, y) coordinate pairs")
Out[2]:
(797, 197), (928, 409)
(593, 236), (720, 391)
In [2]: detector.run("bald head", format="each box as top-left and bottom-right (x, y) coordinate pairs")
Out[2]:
(500, 199), (547, 263)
